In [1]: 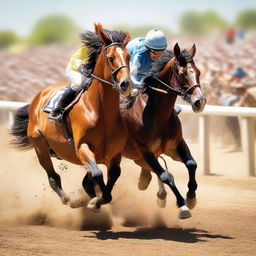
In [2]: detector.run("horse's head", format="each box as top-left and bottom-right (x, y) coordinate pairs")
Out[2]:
(94, 23), (132, 97)
(173, 43), (206, 112)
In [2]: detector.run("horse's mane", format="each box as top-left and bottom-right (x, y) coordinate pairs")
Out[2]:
(79, 29), (127, 75)
(150, 49), (193, 75)
(178, 50), (193, 67)
(150, 50), (174, 74)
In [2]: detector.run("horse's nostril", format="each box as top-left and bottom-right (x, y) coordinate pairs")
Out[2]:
(194, 100), (201, 108)
(120, 80), (129, 90)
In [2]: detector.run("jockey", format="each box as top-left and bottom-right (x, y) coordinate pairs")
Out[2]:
(122, 29), (181, 114)
(48, 45), (92, 120)
(126, 28), (168, 96)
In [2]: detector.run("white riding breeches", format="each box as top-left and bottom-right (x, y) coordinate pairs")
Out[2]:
(66, 63), (83, 92)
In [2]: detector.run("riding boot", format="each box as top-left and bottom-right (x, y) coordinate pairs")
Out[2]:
(48, 87), (77, 119)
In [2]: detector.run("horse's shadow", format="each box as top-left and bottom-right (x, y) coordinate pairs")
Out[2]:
(82, 227), (234, 243)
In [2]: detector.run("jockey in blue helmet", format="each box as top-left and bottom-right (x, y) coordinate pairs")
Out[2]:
(126, 29), (168, 96)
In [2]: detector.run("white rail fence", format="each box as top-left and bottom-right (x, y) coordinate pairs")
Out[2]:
(1, 100), (256, 176)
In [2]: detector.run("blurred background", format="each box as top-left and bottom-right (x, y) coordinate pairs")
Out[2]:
(0, 0), (256, 104)
(0, 0), (256, 176)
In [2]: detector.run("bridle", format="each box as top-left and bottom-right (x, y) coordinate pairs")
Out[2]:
(148, 61), (201, 100)
(90, 42), (129, 89)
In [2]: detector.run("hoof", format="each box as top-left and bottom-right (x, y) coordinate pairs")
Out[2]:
(87, 197), (101, 212)
(157, 198), (166, 208)
(157, 191), (167, 200)
(61, 195), (70, 205)
(178, 205), (192, 219)
(69, 198), (86, 208)
(186, 197), (197, 210)
(138, 179), (151, 190)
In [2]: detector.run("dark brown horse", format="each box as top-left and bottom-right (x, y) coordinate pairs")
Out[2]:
(10, 23), (132, 211)
(121, 43), (206, 219)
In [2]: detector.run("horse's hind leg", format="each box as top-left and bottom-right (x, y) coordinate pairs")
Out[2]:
(29, 134), (70, 204)
(143, 151), (191, 219)
(176, 139), (197, 210)
(156, 178), (167, 208)
(138, 168), (152, 190)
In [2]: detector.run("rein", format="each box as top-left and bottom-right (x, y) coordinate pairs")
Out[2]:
(90, 42), (129, 88)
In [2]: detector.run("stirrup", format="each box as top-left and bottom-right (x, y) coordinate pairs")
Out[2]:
(48, 110), (64, 125)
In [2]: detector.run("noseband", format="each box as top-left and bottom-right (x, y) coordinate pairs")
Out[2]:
(90, 42), (129, 89)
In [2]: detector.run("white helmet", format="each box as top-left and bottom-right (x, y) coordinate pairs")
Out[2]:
(145, 29), (167, 50)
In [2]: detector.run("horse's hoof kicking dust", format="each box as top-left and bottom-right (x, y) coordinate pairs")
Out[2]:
(87, 197), (101, 212)
(61, 195), (70, 205)
(69, 198), (86, 208)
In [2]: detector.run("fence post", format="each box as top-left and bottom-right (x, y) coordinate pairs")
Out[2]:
(8, 111), (14, 127)
(241, 117), (255, 176)
(199, 115), (210, 175)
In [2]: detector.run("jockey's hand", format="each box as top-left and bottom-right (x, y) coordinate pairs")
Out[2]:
(78, 64), (87, 75)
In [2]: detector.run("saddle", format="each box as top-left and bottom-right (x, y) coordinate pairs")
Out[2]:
(43, 88), (85, 151)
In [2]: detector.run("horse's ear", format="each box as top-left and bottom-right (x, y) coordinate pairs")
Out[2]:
(174, 43), (181, 59)
(94, 22), (111, 45)
(189, 43), (196, 58)
(123, 32), (130, 46)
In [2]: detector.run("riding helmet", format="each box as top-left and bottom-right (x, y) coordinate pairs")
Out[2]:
(145, 29), (167, 50)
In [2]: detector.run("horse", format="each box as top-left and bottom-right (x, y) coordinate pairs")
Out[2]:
(10, 23), (132, 211)
(121, 43), (206, 219)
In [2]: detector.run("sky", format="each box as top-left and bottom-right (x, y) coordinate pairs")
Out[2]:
(0, 0), (255, 36)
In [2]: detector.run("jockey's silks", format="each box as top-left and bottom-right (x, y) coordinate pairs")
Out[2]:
(69, 46), (89, 71)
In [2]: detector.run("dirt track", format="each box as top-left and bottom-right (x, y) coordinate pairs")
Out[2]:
(0, 128), (256, 256)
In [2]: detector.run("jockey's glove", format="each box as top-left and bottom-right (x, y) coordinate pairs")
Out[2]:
(78, 64), (87, 76)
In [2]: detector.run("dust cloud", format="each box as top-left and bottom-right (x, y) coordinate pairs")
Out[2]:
(0, 126), (179, 231)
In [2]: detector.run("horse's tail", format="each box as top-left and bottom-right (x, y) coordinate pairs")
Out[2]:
(10, 104), (32, 150)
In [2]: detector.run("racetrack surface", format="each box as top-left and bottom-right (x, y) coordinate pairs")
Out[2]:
(0, 128), (256, 256)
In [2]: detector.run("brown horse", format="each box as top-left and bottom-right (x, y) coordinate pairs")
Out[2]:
(121, 43), (206, 219)
(10, 23), (132, 210)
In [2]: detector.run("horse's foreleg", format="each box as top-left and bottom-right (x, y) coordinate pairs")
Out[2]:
(82, 172), (96, 198)
(176, 139), (198, 210)
(30, 135), (70, 205)
(106, 154), (121, 193)
(77, 144), (111, 211)
(143, 151), (191, 219)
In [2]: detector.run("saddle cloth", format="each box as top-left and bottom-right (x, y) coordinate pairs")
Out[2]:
(43, 88), (66, 113)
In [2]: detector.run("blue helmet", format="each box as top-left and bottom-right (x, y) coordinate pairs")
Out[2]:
(145, 29), (167, 50)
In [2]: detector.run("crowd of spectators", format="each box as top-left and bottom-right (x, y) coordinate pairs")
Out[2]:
(0, 31), (255, 106)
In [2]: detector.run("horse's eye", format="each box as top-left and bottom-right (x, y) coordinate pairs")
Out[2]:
(108, 56), (114, 63)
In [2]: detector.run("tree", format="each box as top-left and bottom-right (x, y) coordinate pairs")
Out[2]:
(236, 10), (256, 29)
(0, 30), (18, 49)
(201, 11), (228, 31)
(180, 11), (205, 35)
(180, 11), (228, 36)
(29, 14), (78, 45)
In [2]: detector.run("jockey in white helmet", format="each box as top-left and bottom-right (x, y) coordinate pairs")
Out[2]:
(126, 29), (167, 96)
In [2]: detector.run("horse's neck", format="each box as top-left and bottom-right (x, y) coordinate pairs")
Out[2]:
(146, 89), (177, 123)
(83, 53), (120, 122)
(146, 58), (177, 123)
